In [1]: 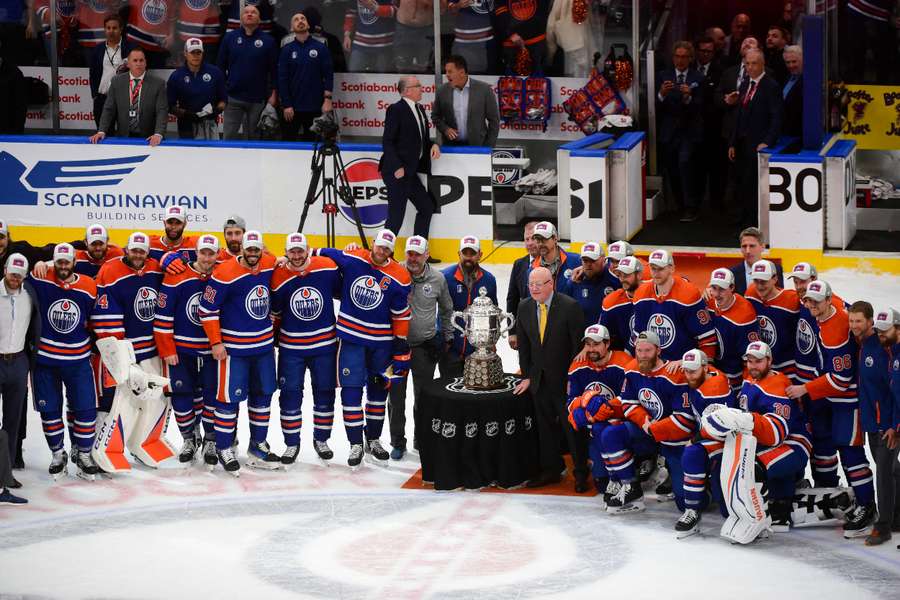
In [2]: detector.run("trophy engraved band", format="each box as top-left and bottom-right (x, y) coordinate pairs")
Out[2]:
(450, 289), (515, 390)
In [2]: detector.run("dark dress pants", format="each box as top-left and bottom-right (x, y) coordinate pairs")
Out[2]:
(531, 378), (588, 479)
(383, 169), (434, 238)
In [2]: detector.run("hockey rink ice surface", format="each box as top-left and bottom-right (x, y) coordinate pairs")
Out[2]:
(2, 264), (900, 599)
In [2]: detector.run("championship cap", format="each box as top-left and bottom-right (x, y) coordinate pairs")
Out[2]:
(681, 349), (708, 371)
(635, 330), (661, 348)
(285, 232), (307, 252)
(0, 220), (7, 236)
(743, 341), (772, 360)
(709, 268), (735, 289)
(787, 262), (817, 280)
(580, 242), (604, 261)
(405, 235), (428, 255)
(750, 260), (777, 281)
(607, 240), (634, 262)
(53, 243), (75, 264)
(184, 38), (204, 53)
(874, 308), (900, 332)
(532, 221), (557, 239)
(85, 223), (108, 244)
(4, 253), (27, 277)
(223, 215), (246, 232)
(803, 280), (832, 302)
(648, 249), (673, 267)
(165, 206), (187, 223)
(127, 232), (150, 252)
(583, 324), (610, 342)
(615, 256), (642, 275)
(460, 235), (480, 252)
(373, 229), (396, 251)
(197, 234), (220, 253)
(242, 230), (264, 250)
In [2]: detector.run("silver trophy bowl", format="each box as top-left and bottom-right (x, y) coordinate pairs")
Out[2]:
(450, 288), (515, 389)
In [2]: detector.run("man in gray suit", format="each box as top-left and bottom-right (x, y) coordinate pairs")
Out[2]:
(431, 55), (500, 147)
(514, 266), (587, 491)
(89, 47), (168, 147)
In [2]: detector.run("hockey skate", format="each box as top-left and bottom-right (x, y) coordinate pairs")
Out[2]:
(74, 450), (99, 481)
(675, 509), (702, 539)
(607, 481), (645, 514)
(603, 480), (621, 507)
(246, 441), (282, 470)
(281, 445), (300, 466)
(202, 439), (218, 471)
(49, 449), (68, 481)
(348, 443), (364, 468)
(770, 499), (793, 533)
(314, 440), (334, 464)
(217, 447), (240, 477)
(364, 439), (389, 464)
(178, 436), (199, 464)
(843, 503), (877, 539)
(655, 474), (675, 501)
(637, 456), (657, 482)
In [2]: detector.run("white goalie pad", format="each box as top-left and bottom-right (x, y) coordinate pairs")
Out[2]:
(791, 487), (854, 527)
(719, 431), (771, 544)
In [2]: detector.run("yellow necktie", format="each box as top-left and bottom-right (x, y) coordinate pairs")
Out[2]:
(539, 302), (547, 342)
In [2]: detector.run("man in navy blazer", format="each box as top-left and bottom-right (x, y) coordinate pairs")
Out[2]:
(657, 41), (705, 223)
(781, 45), (804, 138)
(727, 226), (784, 295)
(88, 15), (131, 129)
(379, 75), (441, 241)
(728, 48), (783, 227)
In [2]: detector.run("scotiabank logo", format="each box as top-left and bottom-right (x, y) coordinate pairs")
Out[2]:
(340, 158), (389, 229)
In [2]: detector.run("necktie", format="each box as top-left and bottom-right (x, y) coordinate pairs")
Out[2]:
(783, 75), (797, 99)
(742, 80), (756, 107)
(538, 302), (547, 343)
(129, 78), (142, 131)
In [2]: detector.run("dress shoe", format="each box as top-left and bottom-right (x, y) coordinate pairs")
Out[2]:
(8, 477), (22, 489)
(574, 474), (590, 493)
(679, 209), (699, 223)
(866, 526), (892, 546)
(527, 472), (562, 488)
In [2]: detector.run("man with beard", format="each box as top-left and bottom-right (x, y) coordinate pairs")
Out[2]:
(219, 215), (247, 263)
(506, 220), (539, 350)
(28, 244), (99, 480)
(745, 259), (799, 378)
(875, 309), (900, 549)
(442, 235), (498, 376)
(31, 224), (123, 280)
(599, 256), (642, 354)
(528, 221), (580, 293)
(150, 206), (199, 274)
(705, 268), (759, 389)
(560, 242), (621, 326)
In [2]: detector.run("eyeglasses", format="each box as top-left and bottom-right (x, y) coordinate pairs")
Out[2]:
(528, 280), (552, 289)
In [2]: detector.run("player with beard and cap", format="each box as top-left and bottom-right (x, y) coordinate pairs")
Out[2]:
(560, 242), (621, 326)
(705, 267), (759, 390)
(152, 206), (199, 274)
(745, 259), (800, 379)
(527, 221), (580, 292)
(600, 256), (642, 354)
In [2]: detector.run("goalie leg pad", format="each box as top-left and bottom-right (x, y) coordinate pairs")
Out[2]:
(720, 431), (771, 544)
(126, 357), (175, 467)
(91, 398), (136, 473)
(791, 487), (854, 526)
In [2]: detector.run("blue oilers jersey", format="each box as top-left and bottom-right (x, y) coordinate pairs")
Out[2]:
(620, 361), (695, 446)
(632, 277), (717, 361)
(709, 294), (759, 386)
(566, 351), (631, 407)
(93, 257), (163, 361)
(345, 0), (396, 48)
(29, 271), (97, 366)
(560, 268), (621, 326)
(270, 257), (342, 357)
(154, 265), (212, 358)
(737, 371), (811, 452)
(600, 288), (635, 353)
(745, 285), (800, 377)
(452, 0), (495, 44)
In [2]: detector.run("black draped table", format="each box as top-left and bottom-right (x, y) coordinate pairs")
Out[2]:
(416, 374), (540, 491)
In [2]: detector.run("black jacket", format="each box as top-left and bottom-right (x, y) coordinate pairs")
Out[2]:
(782, 74), (804, 137)
(506, 254), (532, 315)
(88, 41), (132, 98)
(715, 64), (776, 141)
(656, 68), (705, 143)
(728, 261), (785, 296)
(731, 74), (783, 149)
(0, 59), (27, 134)
(21, 279), (42, 370)
(379, 99), (434, 176)
(515, 293), (584, 392)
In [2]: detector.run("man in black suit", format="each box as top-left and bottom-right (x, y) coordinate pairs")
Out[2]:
(506, 220), (539, 350)
(764, 25), (790, 86)
(657, 41), (705, 222)
(728, 48), (783, 227)
(88, 15), (130, 129)
(514, 266), (587, 491)
(727, 226), (784, 295)
(694, 36), (725, 208)
(782, 45), (803, 138)
(380, 75), (441, 240)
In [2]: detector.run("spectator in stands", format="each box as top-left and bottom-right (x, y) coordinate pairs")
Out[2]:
(0, 0), (31, 67)
(546, 0), (596, 77)
(728, 47), (783, 227)
(90, 47), (168, 146)
(431, 54), (499, 147)
(782, 44), (803, 137)
(764, 24), (789, 85)
(694, 36), (725, 209)
(88, 14), (130, 129)
(845, 0), (897, 84)
(344, 0), (396, 73)
(705, 26), (726, 59)
(494, 0), (550, 74)
(176, 0), (223, 64)
(225, 0), (275, 34)
(728, 226), (783, 295)
(657, 41), (704, 223)
(75, 0), (119, 66)
(34, 0), (81, 65)
(394, 0), (440, 73)
(124, 0), (177, 68)
(722, 13), (751, 66)
(218, 4), (278, 140)
(302, 6), (346, 74)
(278, 12), (333, 142)
(167, 37), (226, 139)
(0, 43), (27, 134)
(506, 220), (539, 349)
(448, 0), (495, 74)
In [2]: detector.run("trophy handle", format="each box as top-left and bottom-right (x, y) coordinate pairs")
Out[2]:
(451, 311), (467, 336)
(499, 313), (515, 337)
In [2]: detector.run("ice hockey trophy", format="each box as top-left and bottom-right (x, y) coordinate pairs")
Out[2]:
(451, 288), (515, 390)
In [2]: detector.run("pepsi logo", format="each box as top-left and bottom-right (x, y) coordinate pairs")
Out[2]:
(245, 285), (270, 320)
(350, 275), (383, 310)
(340, 159), (388, 229)
(48, 299), (80, 334)
(290, 286), (324, 321)
(134, 286), (158, 322)
(647, 313), (675, 348)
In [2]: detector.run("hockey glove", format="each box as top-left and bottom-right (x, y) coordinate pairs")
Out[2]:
(390, 339), (411, 379)
(161, 251), (187, 275)
(570, 407), (589, 430)
(583, 390), (604, 417)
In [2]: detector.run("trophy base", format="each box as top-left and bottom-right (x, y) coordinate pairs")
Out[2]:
(462, 354), (505, 390)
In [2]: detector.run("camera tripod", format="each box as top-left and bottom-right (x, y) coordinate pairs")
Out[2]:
(297, 138), (369, 250)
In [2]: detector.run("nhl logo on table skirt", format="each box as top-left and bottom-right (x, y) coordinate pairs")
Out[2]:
(245, 285), (270, 319)
(48, 299), (80, 334)
(134, 287), (158, 322)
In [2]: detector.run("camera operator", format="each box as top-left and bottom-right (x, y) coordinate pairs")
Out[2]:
(278, 12), (334, 142)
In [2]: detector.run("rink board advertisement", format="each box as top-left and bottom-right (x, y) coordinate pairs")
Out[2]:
(0, 137), (492, 241)
(767, 155), (825, 250)
(839, 85), (900, 151)
(21, 68), (592, 141)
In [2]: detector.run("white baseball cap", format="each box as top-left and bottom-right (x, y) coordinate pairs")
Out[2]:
(285, 232), (307, 252)
(787, 262), (817, 280)
(165, 206), (187, 223)
(607, 240), (633, 262)
(460, 235), (480, 252)
(373, 229), (396, 251)
(803, 280), (832, 302)
(197, 234), (220, 253)
(635, 330), (661, 348)
(53, 243), (75, 264)
(648, 249), (673, 267)
(682, 349), (708, 371)
(405, 235), (428, 254)
(615, 256), (642, 275)
(750, 260), (777, 281)
(0, 220), (7, 237)
(242, 230), (264, 250)
(874, 308), (900, 332)
(4, 253), (27, 277)
(127, 232), (150, 252)
(583, 324), (610, 342)
(184, 37), (204, 53)
(580, 242), (604, 261)
(709, 268), (735, 289)
(532, 221), (557, 239)
(743, 341), (772, 360)
(85, 223), (108, 244)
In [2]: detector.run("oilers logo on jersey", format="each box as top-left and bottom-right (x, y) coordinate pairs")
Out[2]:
(738, 392), (749, 410)
(48, 299), (80, 334)
(357, 0), (378, 25)
(796, 318), (816, 355)
(470, 0), (494, 13)
(758, 316), (777, 347)
(865, 355), (874, 367)
(186, 292), (202, 326)
(648, 313), (676, 349)
(134, 287), (158, 321)
(585, 381), (617, 401)
(185, 0), (210, 10)
(290, 287), (325, 321)
(142, 0), (168, 25)
(350, 276), (383, 309)
(245, 285), (270, 320)
(639, 387), (664, 420)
